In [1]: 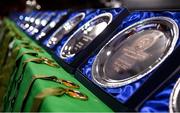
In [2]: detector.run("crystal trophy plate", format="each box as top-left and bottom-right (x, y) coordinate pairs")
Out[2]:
(92, 17), (179, 88)
(170, 78), (180, 113)
(59, 12), (113, 59)
(46, 12), (86, 47)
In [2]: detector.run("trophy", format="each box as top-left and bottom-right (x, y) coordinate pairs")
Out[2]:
(35, 11), (68, 41)
(45, 12), (86, 48)
(169, 78), (180, 113)
(92, 17), (179, 88)
(60, 12), (112, 60)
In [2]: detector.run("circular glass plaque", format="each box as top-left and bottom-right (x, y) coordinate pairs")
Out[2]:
(60, 12), (113, 59)
(36, 13), (66, 40)
(92, 17), (179, 88)
(169, 78), (180, 113)
(46, 13), (85, 47)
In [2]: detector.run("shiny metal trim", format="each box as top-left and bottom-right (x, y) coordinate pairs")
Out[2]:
(92, 16), (179, 88)
(59, 12), (113, 59)
(169, 78), (180, 113)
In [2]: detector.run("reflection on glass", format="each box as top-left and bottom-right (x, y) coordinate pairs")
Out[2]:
(170, 78), (180, 113)
(36, 16), (61, 40)
(46, 13), (86, 47)
(60, 13), (113, 59)
(92, 17), (179, 88)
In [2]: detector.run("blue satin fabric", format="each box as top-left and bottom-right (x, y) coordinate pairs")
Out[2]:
(54, 8), (125, 64)
(140, 83), (174, 113)
(82, 55), (149, 103)
(81, 11), (180, 103)
(140, 75), (180, 112)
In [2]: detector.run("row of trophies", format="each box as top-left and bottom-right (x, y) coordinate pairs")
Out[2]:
(11, 8), (180, 112)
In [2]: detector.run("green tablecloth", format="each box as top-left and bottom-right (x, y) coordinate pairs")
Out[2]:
(3, 19), (113, 112)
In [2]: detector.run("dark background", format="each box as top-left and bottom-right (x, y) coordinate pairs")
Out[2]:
(0, 0), (104, 18)
(0, 0), (25, 18)
(0, 0), (179, 18)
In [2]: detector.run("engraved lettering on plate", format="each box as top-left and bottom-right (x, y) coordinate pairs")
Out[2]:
(112, 30), (165, 75)
(92, 17), (179, 88)
(60, 13), (113, 59)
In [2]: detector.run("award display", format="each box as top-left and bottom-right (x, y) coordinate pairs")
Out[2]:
(30, 12), (56, 36)
(17, 12), (36, 29)
(21, 12), (42, 30)
(26, 12), (51, 34)
(92, 17), (179, 87)
(170, 78), (180, 113)
(60, 12), (112, 60)
(10, 9), (180, 112)
(35, 11), (68, 40)
(45, 12), (86, 48)
(14, 12), (34, 28)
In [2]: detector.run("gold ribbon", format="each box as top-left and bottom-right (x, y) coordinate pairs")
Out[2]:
(20, 75), (84, 112)
(30, 87), (88, 112)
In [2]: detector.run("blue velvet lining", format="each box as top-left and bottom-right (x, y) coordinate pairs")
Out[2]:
(81, 11), (180, 103)
(140, 75), (180, 112)
(53, 8), (125, 63)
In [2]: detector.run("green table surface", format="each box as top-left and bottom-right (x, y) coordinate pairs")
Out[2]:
(4, 19), (113, 112)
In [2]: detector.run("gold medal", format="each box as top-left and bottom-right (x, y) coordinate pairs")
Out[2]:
(65, 88), (88, 100)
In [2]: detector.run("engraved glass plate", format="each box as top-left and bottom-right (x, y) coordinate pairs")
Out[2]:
(60, 12), (113, 59)
(92, 17), (179, 88)
(170, 78), (180, 113)
(36, 13), (67, 40)
(46, 13), (85, 47)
